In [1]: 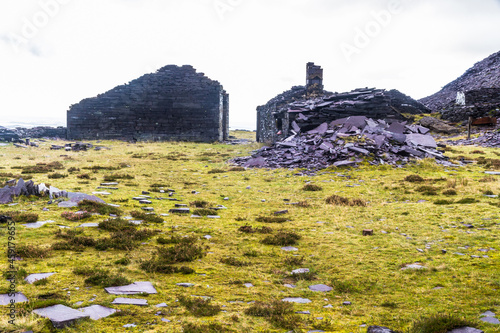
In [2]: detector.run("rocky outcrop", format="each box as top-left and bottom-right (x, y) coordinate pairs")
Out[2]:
(417, 117), (460, 134)
(67, 65), (229, 142)
(420, 50), (500, 121)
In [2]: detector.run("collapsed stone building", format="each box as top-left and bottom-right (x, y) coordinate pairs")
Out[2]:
(67, 65), (229, 142)
(420, 50), (500, 122)
(256, 63), (429, 143)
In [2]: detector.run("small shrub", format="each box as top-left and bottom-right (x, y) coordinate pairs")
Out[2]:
(244, 299), (301, 329)
(456, 198), (477, 204)
(415, 186), (438, 196)
(295, 201), (311, 208)
(405, 174), (425, 182)
(408, 314), (476, 333)
(220, 257), (250, 267)
(61, 211), (92, 221)
(291, 270), (317, 281)
(325, 195), (366, 206)
(302, 184), (322, 191)
(471, 150), (485, 154)
(380, 301), (398, 309)
(75, 268), (131, 288)
(229, 166), (246, 172)
(479, 176), (497, 182)
(208, 169), (226, 174)
(98, 218), (135, 232)
(130, 211), (164, 223)
(331, 278), (359, 293)
(182, 322), (232, 333)
(1, 211), (38, 222)
(79, 200), (122, 216)
(284, 256), (304, 267)
(103, 173), (135, 181)
(15, 245), (51, 259)
(483, 189), (495, 195)
(33, 278), (49, 286)
(67, 167), (80, 173)
(114, 257), (131, 266)
(256, 216), (288, 223)
(178, 295), (221, 317)
(190, 200), (210, 208)
(192, 208), (218, 216)
(157, 234), (183, 244)
(238, 225), (273, 234)
(77, 173), (91, 179)
(261, 231), (301, 246)
(48, 172), (68, 179)
(434, 200), (454, 205)
(83, 165), (120, 171)
(442, 189), (457, 196)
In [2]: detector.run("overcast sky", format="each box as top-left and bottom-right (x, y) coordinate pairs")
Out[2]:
(1, 0), (500, 129)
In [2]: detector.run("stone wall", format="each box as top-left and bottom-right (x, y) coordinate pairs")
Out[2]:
(67, 65), (229, 142)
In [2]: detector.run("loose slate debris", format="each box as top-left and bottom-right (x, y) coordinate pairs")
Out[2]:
(33, 304), (90, 329)
(22, 220), (55, 229)
(78, 305), (116, 320)
(25, 273), (56, 284)
(233, 116), (450, 170)
(446, 131), (500, 148)
(105, 282), (157, 295)
(112, 298), (148, 306)
(0, 293), (28, 305)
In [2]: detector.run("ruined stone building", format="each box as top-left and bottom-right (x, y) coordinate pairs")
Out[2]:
(256, 63), (429, 143)
(420, 50), (500, 122)
(67, 65), (229, 142)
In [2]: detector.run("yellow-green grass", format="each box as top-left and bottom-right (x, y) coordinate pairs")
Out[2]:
(0, 131), (498, 332)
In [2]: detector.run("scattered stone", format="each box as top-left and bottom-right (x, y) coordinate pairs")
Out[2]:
(25, 273), (56, 284)
(169, 208), (190, 214)
(309, 284), (333, 292)
(281, 247), (298, 252)
(363, 229), (374, 236)
(112, 298), (148, 306)
(79, 223), (99, 228)
(291, 268), (310, 275)
(343, 301), (352, 306)
(284, 284), (296, 289)
(155, 303), (168, 308)
(78, 305), (116, 320)
(22, 220), (55, 229)
(448, 328), (484, 333)
(244, 283), (254, 288)
(296, 310), (311, 314)
(176, 283), (195, 288)
(401, 264), (426, 270)
(480, 317), (500, 324)
(123, 323), (137, 327)
(105, 282), (157, 295)
(282, 297), (312, 304)
(33, 304), (90, 329)
(0, 293), (28, 305)
(367, 326), (397, 333)
(141, 207), (154, 212)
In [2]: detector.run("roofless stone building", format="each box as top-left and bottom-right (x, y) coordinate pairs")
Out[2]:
(67, 65), (229, 142)
(256, 63), (429, 143)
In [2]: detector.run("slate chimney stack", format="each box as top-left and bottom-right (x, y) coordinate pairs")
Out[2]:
(306, 62), (323, 92)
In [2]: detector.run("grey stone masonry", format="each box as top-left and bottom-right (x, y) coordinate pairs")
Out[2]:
(67, 65), (229, 142)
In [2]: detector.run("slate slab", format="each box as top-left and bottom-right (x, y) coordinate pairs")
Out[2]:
(105, 282), (157, 295)
(33, 304), (90, 329)
(0, 292), (28, 305)
(78, 305), (116, 320)
(22, 220), (55, 229)
(448, 328), (484, 333)
(78, 223), (99, 228)
(58, 201), (79, 208)
(367, 326), (397, 333)
(309, 284), (333, 292)
(177, 283), (195, 287)
(281, 247), (298, 251)
(169, 208), (190, 214)
(282, 297), (312, 304)
(480, 317), (500, 324)
(112, 298), (148, 306)
(291, 268), (310, 274)
(67, 192), (105, 204)
(25, 273), (56, 284)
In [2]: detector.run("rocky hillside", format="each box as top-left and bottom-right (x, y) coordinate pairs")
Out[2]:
(420, 50), (500, 111)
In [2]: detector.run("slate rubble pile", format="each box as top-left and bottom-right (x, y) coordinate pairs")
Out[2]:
(0, 178), (105, 205)
(233, 116), (451, 170)
(0, 126), (66, 141)
(445, 130), (500, 148)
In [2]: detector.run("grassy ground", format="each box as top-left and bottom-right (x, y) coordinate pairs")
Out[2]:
(0, 131), (499, 333)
